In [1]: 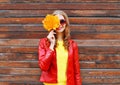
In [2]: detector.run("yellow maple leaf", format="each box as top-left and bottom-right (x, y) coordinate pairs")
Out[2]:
(42, 14), (60, 31)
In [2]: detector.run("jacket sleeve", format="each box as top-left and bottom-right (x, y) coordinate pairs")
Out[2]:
(38, 39), (54, 71)
(73, 42), (82, 85)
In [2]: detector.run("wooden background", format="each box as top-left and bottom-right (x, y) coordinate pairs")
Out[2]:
(0, 0), (120, 85)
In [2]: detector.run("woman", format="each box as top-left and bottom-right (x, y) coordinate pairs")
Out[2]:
(38, 10), (82, 85)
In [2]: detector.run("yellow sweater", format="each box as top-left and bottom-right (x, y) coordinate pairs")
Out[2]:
(44, 40), (68, 85)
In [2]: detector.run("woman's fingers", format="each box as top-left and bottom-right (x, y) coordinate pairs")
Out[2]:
(50, 30), (56, 35)
(47, 30), (56, 42)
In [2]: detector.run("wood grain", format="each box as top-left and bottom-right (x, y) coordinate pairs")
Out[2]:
(0, 46), (120, 53)
(0, 61), (119, 68)
(0, 3), (119, 10)
(0, 25), (120, 33)
(0, 0), (120, 3)
(0, 53), (37, 61)
(0, 82), (120, 85)
(0, 10), (120, 17)
(0, 68), (120, 84)
(0, 53), (120, 62)
(0, 74), (119, 83)
(0, 39), (120, 46)
(0, 68), (120, 76)
(0, 18), (119, 25)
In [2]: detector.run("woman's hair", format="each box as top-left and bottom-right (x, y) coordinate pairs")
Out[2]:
(52, 10), (71, 50)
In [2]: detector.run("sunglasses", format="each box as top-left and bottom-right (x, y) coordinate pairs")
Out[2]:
(60, 19), (66, 25)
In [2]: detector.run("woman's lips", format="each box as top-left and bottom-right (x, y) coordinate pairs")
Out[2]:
(56, 27), (61, 30)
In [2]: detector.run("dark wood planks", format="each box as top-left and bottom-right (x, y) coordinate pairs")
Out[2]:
(0, 69), (120, 84)
(0, 39), (120, 46)
(0, 61), (120, 69)
(0, 3), (120, 10)
(0, 0), (120, 3)
(0, 25), (120, 32)
(0, 17), (120, 24)
(0, 32), (120, 39)
(0, 10), (120, 17)
(0, 53), (120, 62)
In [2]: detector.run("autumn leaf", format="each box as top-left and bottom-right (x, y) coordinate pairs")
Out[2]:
(42, 14), (60, 31)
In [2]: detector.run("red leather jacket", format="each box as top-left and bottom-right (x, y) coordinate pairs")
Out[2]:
(38, 38), (82, 85)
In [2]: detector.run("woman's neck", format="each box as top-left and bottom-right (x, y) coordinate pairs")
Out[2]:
(56, 32), (64, 41)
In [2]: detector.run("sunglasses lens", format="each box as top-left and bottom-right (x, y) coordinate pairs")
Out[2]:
(60, 19), (66, 24)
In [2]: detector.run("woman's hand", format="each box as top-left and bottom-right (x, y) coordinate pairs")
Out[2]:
(47, 30), (56, 50)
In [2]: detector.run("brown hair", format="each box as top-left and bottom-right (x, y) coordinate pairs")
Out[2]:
(52, 10), (71, 50)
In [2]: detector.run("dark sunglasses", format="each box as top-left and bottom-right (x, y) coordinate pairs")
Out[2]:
(60, 19), (66, 25)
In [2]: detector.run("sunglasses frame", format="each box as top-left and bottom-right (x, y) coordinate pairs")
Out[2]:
(60, 19), (66, 25)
